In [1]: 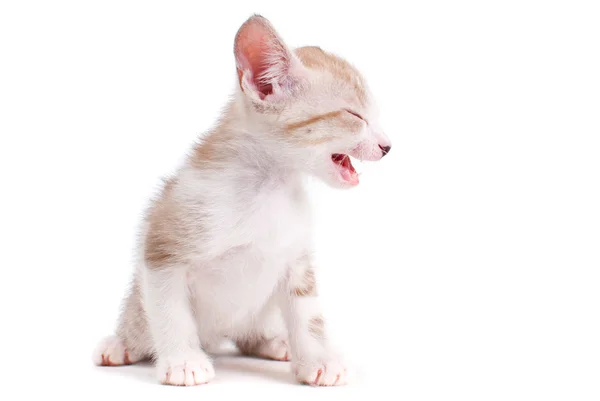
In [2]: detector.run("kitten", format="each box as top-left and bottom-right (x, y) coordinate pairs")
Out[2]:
(93, 14), (391, 386)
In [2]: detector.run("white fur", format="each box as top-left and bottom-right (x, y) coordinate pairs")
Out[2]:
(94, 15), (391, 387)
(93, 336), (130, 366)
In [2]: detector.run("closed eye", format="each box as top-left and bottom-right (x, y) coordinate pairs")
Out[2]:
(343, 109), (366, 122)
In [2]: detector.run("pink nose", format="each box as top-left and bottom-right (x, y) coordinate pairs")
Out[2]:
(379, 145), (391, 157)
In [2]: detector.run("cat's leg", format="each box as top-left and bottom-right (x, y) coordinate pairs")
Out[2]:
(279, 255), (348, 386)
(143, 265), (215, 386)
(93, 274), (152, 366)
(234, 303), (291, 361)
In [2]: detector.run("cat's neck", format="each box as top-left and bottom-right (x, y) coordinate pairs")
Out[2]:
(187, 97), (303, 188)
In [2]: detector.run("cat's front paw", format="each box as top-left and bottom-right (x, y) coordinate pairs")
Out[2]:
(156, 354), (215, 386)
(293, 359), (348, 386)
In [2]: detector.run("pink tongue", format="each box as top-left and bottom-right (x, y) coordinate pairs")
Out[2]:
(340, 167), (359, 185)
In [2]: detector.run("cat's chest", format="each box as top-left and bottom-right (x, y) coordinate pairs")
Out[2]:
(239, 186), (311, 257)
(190, 184), (311, 319)
(194, 176), (313, 266)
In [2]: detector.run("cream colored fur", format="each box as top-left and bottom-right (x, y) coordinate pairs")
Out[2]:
(93, 14), (391, 386)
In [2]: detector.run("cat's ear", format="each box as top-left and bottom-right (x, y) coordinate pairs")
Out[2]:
(234, 15), (305, 101)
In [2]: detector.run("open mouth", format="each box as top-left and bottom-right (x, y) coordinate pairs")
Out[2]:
(331, 153), (359, 186)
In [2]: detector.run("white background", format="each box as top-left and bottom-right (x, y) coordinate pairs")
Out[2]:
(1, 1), (599, 400)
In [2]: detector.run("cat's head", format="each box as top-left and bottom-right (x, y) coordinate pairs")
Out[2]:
(234, 15), (391, 189)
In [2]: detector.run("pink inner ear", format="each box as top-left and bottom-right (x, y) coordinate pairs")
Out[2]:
(239, 35), (274, 96)
(235, 18), (289, 98)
